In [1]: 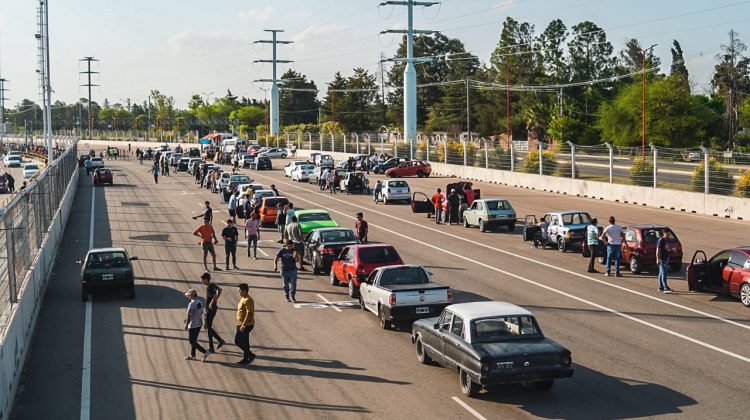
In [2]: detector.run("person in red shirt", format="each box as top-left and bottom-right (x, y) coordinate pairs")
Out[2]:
(193, 220), (221, 272)
(355, 212), (369, 244)
(463, 184), (475, 207)
(431, 188), (445, 224)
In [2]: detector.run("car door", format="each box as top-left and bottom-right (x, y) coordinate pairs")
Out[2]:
(435, 311), (454, 368)
(332, 247), (349, 282)
(726, 251), (749, 294)
(547, 214), (559, 242)
(464, 202), (478, 225)
(305, 231), (318, 263)
(411, 192), (433, 213)
(442, 314), (466, 372)
(342, 248), (357, 283)
(361, 269), (380, 312)
(622, 228), (638, 262)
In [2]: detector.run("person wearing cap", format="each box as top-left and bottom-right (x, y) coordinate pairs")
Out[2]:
(183, 289), (209, 362)
(446, 188), (460, 225)
(599, 216), (626, 277)
(235, 283), (256, 364)
(355, 212), (369, 244)
(201, 272), (225, 352)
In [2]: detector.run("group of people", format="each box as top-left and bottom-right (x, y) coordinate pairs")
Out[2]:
(424, 185), (475, 225)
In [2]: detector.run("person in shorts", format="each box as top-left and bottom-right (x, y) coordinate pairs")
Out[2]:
(193, 219), (221, 271)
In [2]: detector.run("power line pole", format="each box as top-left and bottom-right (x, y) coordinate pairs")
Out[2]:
(380, 0), (438, 157)
(379, 52), (387, 127)
(253, 29), (293, 138)
(80, 56), (99, 140)
(36, 1), (53, 161)
(0, 78), (7, 146)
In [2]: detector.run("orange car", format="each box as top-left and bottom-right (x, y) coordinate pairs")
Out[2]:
(259, 196), (289, 224)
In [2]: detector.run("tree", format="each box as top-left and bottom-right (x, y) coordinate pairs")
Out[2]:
(538, 19), (569, 84)
(618, 38), (661, 79)
(279, 69), (319, 126)
(670, 40), (689, 81)
(230, 106), (266, 137)
(712, 29), (750, 149)
(321, 72), (346, 124)
(338, 68), (379, 131)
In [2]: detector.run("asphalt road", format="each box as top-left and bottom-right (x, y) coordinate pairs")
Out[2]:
(11, 156), (750, 419)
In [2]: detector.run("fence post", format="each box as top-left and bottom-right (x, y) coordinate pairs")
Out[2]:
(649, 143), (658, 189)
(318, 132), (323, 150)
(297, 132), (301, 151)
(483, 139), (489, 168)
(605, 142), (613, 183)
(285, 133), (290, 150)
(700, 146), (709, 194)
(353, 133), (359, 154)
(364, 133), (371, 155)
(567, 141), (576, 180)
(443, 139), (448, 164)
(510, 141), (515, 172)
(463, 137), (467, 166)
(330, 133), (335, 152)
(538, 142), (543, 175)
(426, 137), (431, 162)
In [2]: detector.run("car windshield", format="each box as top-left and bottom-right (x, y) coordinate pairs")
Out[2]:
(358, 246), (400, 263)
(231, 175), (250, 183)
(321, 230), (357, 243)
(300, 164), (315, 170)
(26, 165), (39, 170)
(86, 251), (129, 269)
(263, 198), (289, 207)
(388, 181), (408, 188)
(378, 267), (429, 286)
(562, 212), (592, 225)
(471, 315), (542, 342)
(92, 158), (102, 162)
(98, 169), (111, 174)
(641, 228), (676, 243)
(298, 212), (332, 222)
(485, 200), (511, 211)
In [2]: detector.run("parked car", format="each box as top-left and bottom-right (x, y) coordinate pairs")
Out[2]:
(249, 189), (276, 207)
(251, 156), (273, 170)
(411, 301), (574, 397)
(200, 147), (216, 160)
(296, 209), (339, 234)
(258, 196), (289, 224)
(176, 157), (191, 172)
(227, 173), (252, 192)
(606, 225), (683, 274)
(309, 152), (322, 165)
(385, 160), (432, 178)
(461, 198), (517, 232)
(258, 147), (287, 159)
(523, 211), (592, 252)
(216, 172), (232, 191)
(239, 153), (255, 168)
(92, 168), (113, 186)
(303, 228), (360, 274)
(187, 147), (201, 157)
(89, 157), (104, 169)
(687, 247), (750, 307)
(4, 151), (22, 167)
(23, 163), (41, 178)
(187, 158), (204, 175)
(373, 157), (409, 174)
(379, 179), (411, 204)
(291, 164), (316, 182)
(308, 166), (332, 185)
(687, 151), (702, 162)
(359, 265), (452, 329)
(330, 244), (404, 298)
(339, 171), (370, 194)
(169, 152), (183, 166)
(78, 248), (138, 301)
(284, 161), (310, 177)
(314, 154), (334, 167)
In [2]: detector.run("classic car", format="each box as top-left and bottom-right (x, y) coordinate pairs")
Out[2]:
(78, 247), (138, 301)
(687, 247), (750, 307)
(411, 301), (574, 397)
(187, 147), (201, 157)
(308, 166), (333, 185)
(385, 160), (432, 178)
(92, 168), (113, 186)
(303, 228), (360, 274)
(594, 225), (683, 274)
(258, 196), (290, 224)
(373, 157), (409, 174)
(339, 171), (370, 195)
(249, 189), (276, 207)
(296, 209), (339, 234)
(291, 164), (316, 182)
(523, 211), (592, 252)
(284, 161), (310, 177)
(379, 180), (411, 204)
(239, 153), (255, 168)
(330, 244), (404, 298)
(462, 198), (516, 232)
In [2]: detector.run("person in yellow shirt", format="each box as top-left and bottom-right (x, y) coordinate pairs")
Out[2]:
(235, 283), (256, 364)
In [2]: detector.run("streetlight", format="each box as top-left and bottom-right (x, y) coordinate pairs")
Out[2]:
(201, 91), (215, 105)
(641, 43), (657, 159)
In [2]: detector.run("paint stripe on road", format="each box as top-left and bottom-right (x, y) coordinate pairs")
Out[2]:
(317, 293), (342, 312)
(80, 182), (94, 420)
(452, 397), (487, 420)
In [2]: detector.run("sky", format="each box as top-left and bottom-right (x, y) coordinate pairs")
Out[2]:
(1, 0), (749, 109)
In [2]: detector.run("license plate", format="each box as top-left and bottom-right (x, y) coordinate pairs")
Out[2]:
(416, 307), (429, 314)
(102, 274), (114, 281)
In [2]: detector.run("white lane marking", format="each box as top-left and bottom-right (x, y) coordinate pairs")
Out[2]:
(257, 247), (269, 257)
(293, 300), (357, 310)
(262, 176), (750, 364)
(452, 397), (487, 420)
(81, 182), (94, 420)
(317, 293), (342, 312)
(256, 173), (750, 333)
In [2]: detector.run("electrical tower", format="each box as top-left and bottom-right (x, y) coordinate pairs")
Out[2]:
(0, 77), (8, 145)
(253, 29), (293, 138)
(80, 56), (99, 139)
(380, 0), (438, 155)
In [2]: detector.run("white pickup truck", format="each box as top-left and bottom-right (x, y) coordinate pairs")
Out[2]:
(359, 265), (453, 329)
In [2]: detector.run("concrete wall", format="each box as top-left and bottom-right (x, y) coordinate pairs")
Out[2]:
(0, 166), (79, 420)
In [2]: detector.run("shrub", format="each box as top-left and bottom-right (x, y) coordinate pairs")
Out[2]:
(737, 169), (750, 197)
(523, 150), (557, 175)
(557, 161), (579, 178)
(416, 140), (427, 160)
(630, 157), (653, 186)
(394, 142), (411, 158)
(692, 157), (735, 195)
(488, 147), (512, 170)
(438, 141), (477, 166)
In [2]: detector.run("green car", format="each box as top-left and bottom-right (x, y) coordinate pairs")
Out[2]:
(295, 209), (339, 234)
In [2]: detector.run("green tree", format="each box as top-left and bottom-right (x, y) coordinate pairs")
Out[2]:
(538, 19), (569, 84)
(338, 68), (379, 131)
(670, 40), (689, 84)
(712, 29), (750, 149)
(279, 69), (319, 126)
(321, 72), (346, 124)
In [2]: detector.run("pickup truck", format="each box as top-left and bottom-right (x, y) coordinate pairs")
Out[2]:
(359, 265), (453, 330)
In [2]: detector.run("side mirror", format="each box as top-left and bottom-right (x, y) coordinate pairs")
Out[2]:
(130, 256), (138, 261)
(433, 323), (440, 330)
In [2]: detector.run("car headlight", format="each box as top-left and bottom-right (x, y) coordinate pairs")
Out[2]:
(561, 355), (572, 366)
(566, 232), (572, 238)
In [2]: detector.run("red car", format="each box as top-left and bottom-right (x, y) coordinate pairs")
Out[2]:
(92, 168), (113, 186)
(385, 160), (431, 178)
(585, 225), (683, 274)
(329, 244), (404, 298)
(687, 247), (750, 307)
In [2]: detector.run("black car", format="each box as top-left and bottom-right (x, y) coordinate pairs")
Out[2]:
(188, 147), (201, 157)
(255, 156), (272, 170)
(411, 302), (573, 397)
(373, 157), (409, 174)
(176, 158), (190, 172)
(78, 248), (138, 301)
(303, 228), (360, 274)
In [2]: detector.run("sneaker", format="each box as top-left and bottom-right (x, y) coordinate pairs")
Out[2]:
(658, 288), (665, 292)
(184, 355), (195, 361)
(201, 351), (210, 362)
(236, 359), (249, 365)
(226, 266), (230, 270)
(217, 340), (225, 350)
(285, 297), (291, 302)
(234, 265), (240, 270)
(663, 289), (673, 294)
(291, 297), (297, 303)
(604, 272), (610, 277)
(213, 267), (223, 271)
(587, 269), (598, 273)
(254, 256), (258, 260)
(246, 353), (257, 364)
(615, 273), (623, 277)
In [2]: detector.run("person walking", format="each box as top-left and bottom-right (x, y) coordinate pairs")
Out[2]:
(162, 157), (170, 176)
(373, 180), (383, 203)
(326, 169), (336, 194)
(586, 218), (600, 273)
(234, 283), (256, 365)
(599, 216), (625, 277)
(222, 219), (240, 270)
(200, 272), (225, 353)
(245, 212), (261, 259)
(193, 201), (213, 224)
(431, 188), (445, 223)
(193, 219), (221, 271)
(355, 212), (368, 244)
(5, 172), (15, 193)
(274, 240), (300, 302)
(183, 289), (210, 361)
(656, 230), (674, 293)
(276, 203), (287, 243)
(285, 216), (306, 271)
(149, 162), (159, 184)
(228, 191), (239, 224)
(84, 157), (92, 176)
(319, 167), (329, 190)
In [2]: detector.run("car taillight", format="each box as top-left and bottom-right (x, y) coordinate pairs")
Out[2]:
(261, 208), (266, 214)
(320, 247), (335, 255)
(447, 290), (453, 302)
(388, 293), (396, 306)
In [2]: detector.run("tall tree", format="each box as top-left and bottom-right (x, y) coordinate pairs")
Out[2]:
(538, 19), (569, 84)
(338, 68), (380, 131)
(321, 72), (347, 126)
(711, 29), (750, 149)
(279, 69), (319, 126)
(670, 40), (689, 80)
(618, 38), (661, 79)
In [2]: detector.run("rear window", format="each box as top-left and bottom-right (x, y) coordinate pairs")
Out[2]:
(86, 251), (129, 269)
(485, 200), (511, 211)
(562, 212), (592, 224)
(388, 181), (408, 188)
(378, 267), (429, 286)
(321, 230), (357, 243)
(298, 212), (332, 222)
(263, 198), (289, 207)
(358, 246), (400, 263)
(471, 315), (542, 342)
(300, 164), (315, 170)
(26, 165), (39, 170)
(641, 228), (676, 243)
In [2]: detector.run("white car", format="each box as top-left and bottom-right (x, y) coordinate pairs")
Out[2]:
(239, 153), (255, 168)
(249, 189), (277, 206)
(258, 148), (287, 159)
(23, 163), (41, 178)
(238, 183), (265, 197)
(89, 157), (104, 168)
(169, 153), (183, 165)
(216, 172), (231, 191)
(291, 164), (316, 182)
(187, 158), (204, 175)
(3, 153), (22, 167)
(380, 179), (411, 204)
(315, 154), (334, 167)
(284, 161), (309, 177)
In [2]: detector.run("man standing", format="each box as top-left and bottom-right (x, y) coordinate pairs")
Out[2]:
(586, 218), (600, 273)
(270, 184), (280, 196)
(599, 216), (625, 277)
(245, 212), (260, 259)
(84, 157), (92, 176)
(200, 272), (225, 353)
(285, 202), (296, 226)
(355, 212), (369, 244)
(446, 189), (460, 225)
(319, 167), (329, 190)
(656, 230), (674, 293)
(183, 289), (209, 362)
(193, 201), (213, 224)
(431, 188), (444, 224)
(5, 172), (15, 192)
(149, 162), (159, 184)
(276, 203), (287, 243)
(326, 169), (336, 194)
(222, 219), (240, 270)
(285, 215), (306, 271)
(193, 219), (221, 272)
(373, 180), (383, 203)
(227, 191), (239, 224)
(274, 240), (300, 302)
(235, 283), (256, 365)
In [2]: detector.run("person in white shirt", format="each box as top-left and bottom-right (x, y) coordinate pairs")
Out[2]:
(599, 216), (625, 277)
(183, 289), (209, 361)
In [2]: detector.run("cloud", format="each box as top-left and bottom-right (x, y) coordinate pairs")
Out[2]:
(292, 24), (347, 48)
(492, 0), (513, 12)
(239, 6), (273, 23)
(163, 30), (250, 54)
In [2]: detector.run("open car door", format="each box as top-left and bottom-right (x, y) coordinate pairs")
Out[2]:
(411, 192), (433, 214)
(686, 250), (707, 292)
(522, 215), (539, 242)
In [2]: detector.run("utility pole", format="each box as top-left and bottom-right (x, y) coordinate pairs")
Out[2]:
(379, 51), (387, 127)
(80, 56), (99, 140)
(0, 78), (7, 146)
(253, 30), (293, 138)
(640, 44), (657, 159)
(37, 1), (53, 161)
(380, 0), (438, 155)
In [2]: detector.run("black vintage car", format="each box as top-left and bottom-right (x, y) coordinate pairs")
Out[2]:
(188, 147), (201, 157)
(78, 247), (138, 301)
(254, 156), (272, 170)
(412, 301), (573, 397)
(303, 228), (361, 274)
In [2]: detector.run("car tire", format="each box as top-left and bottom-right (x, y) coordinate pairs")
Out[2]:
(669, 262), (682, 273)
(359, 294), (367, 311)
(463, 218), (470, 228)
(531, 380), (554, 391)
(415, 335), (432, 364)
(378, 305), (390, 330)
(459, 369), (480, 397)
(329, 269), (339, 286)
(281, 154), (287, 159)
(630, 257), (641, 274)
(384, 197), (389, 205)
(313, 256), (321, 275)
(479, 219), (486, 233)
(416, 170), (424, 178)
(348, 278), (359, 298)
(557, 237), (567, 252)
(740, 283), (750, 308)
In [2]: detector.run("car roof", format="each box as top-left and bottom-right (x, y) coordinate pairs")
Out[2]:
(352, 243), (396, 250)
(629, 224), (670, 229)
(87, 247), (127, 254)
(446, 302), (534, 320)
(296, 209), (329, 214)
(477, 198), (509, 202)
(546, 210), (588, 215)
(314, 227), (354, 233)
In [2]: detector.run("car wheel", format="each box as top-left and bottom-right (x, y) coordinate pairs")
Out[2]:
(378, 305), (390, 330)
(459, 369), (480, 397)
(463, 218), (470, 228)
(479, 219), (486, 232)
(557, 237), (567, 252)
(312, 257), (321, 275)
(629, 257), (641, 274)
(329, 269), (339, 286)
(348, 278), (359, 298)
(741, 283), (750, 308)
(281, 154), (287, 159)
(384, 197), (389, 205)
(388, 172), (397, 178)
(531, 380), (554, 391)
(81, 287), (88, 302)
(359, 294), (367, 311)
(669, 262), (682, 273)
(416, 170), (424, 178)
(415, 335), (432, 364)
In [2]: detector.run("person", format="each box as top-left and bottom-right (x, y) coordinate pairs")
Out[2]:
(84, 157), (92, 176)
(245, 212), (261, 259)
(533, 216), (549, 248)
(235, 283), (256, 365)
(183, 289), (209, 362)
(431, 188), (444, 224)
(222, 219), (240, 270)
(193, 201), (213, 224)
(200, 272), (225, 353)
(446, 189), (460, 225)
(149, 162), (159, 184)
(291, 143), (297, 157)
(276, 203), (287, 243)
(232, 153), (239, 172)
(586, 218), (600, 273)
(355, 212), (368, 244)
(5, 172), (15, 193)
(599, 216), (625, 277)
(373, 180), (383, 203)
(228, 191), (239, 224)
(285, 215), (305, 271)
(656, 230), (674, 293)
(270, 184), (280, 197)
(326, 169), (336, 194)
(19, 181), (27, 191)
(274, 240), (300, 302)
(128, 143), (131, 156)
(319, 167), (329, 190)
(237, 192), (249, 219)
(193, 219), (221, 271)
(285, 202), (296, 225)
(463, 184), (475, 208)
(138, 149), (144, 164)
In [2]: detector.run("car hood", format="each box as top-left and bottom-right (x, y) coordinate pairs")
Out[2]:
(474, 339), (564, 358)
(299, 220), (339, 232)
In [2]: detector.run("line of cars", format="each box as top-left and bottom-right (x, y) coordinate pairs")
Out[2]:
(3, 150), (42, 179)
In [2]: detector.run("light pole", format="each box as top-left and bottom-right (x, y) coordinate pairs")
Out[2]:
(641, 44), (657, 159)
(201, 91), (215, 105)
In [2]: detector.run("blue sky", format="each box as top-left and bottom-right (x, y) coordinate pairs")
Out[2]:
(1, 0), (749, 108)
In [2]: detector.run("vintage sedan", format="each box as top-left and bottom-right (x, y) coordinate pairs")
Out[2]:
(687, 247), (750, 307)
(296, 209), (339, 234)
(303, 228), (360, 274)
(412, 301), (574, 397)
(258, 147), (287, 159)
(78, 248), (138, 301)
(463, 198), (516, 232)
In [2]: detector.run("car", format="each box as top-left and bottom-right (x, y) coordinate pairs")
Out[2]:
(411, 301), (574, 397)
(169, 152), (183, 166)
(23, 163), (41, 178)
(216, 172), (232, 191)
(523, 211), (592, 252)
(373, 157), (409, 174)
(307, 166), (332, 185)
(258, 196), (289, 224)
(176, 157), (191, 172)
(291, 164), (316, 182)
(385, 160), (432, 178)
(187, 158), (204, 175)
(258, 147), (287, 159)
(339, 171), (370, 194)
(359, 265), (453, 329)
(227, 173), (252, 192)
(614, 225), (683, 274)
(201, 147), (216, 160)
(89, 157), (104, 169)
(687, 247), (750, 307)
(303, 228), (361, 274)
(462, 199), (517, 232)
(187, 147), (201, 157)
(249, 189), (276, 207)
(92, 168), (113, 186)
(78, 247), (139, 301)
(283, 161), (309, 177)
(330, 244), (404, 298)
(687, 151), (702, 162)
(295, 209), (339, 234)
(239, 153), (255, 168)
(379, 180), (411, 204)
(314, 154), (334, 167)
(250, 156), (272, 170)
(309, 152), (322, 165)
(4, 151), (22, 167)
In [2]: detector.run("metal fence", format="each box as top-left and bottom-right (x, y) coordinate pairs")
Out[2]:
(0, 136), (78, 332)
